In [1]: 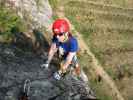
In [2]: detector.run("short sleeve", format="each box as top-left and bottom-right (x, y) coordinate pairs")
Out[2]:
(69, 38), (78, 52)
(52, 35), (58, 43)
(52, 35), (61, 47)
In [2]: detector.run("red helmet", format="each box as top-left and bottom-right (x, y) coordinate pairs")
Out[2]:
(52, 19), (70, 35)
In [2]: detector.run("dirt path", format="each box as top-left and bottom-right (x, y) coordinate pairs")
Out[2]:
(56, 2), (125, 100)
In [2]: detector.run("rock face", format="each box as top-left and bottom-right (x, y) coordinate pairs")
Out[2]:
(0, 43), (96, 100)
(6, 0), (53, 29)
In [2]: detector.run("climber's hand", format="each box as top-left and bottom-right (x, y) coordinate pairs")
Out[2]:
(40, 63), (49, 69)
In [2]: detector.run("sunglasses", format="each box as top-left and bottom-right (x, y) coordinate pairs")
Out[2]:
(56, 33), (64, 37)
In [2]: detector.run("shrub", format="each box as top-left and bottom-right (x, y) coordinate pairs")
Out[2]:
(0, 7), (26, 42)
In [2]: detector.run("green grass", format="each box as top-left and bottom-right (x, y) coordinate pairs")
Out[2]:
(78, 53), (116, 100)
(71, 0), (129, 8)
(49, 0), (59, 10)
(103, 0), (126, 7)
(90, 80), (114, 100)
(48, 0), (60, 20)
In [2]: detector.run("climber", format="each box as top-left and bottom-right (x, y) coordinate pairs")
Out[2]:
(41, 18), (80, 80)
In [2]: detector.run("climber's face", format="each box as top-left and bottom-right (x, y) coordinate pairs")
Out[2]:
(56, 33), (65, 42)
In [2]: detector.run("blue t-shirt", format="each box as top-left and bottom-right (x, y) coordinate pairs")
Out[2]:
(52, 35), (78, 55)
